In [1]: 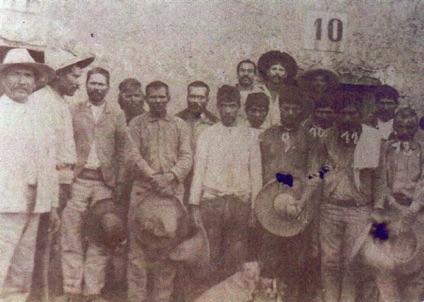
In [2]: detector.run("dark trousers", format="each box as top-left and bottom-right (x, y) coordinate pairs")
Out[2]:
(200, 196), (250, 282)
(259, 226), (312, 302)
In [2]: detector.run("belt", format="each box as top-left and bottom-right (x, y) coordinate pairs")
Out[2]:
(327, 198), (369, 207)
(78, 168), (103, 181)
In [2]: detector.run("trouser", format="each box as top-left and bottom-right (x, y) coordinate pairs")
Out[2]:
(61, 178), (113, 296)
(30, 184), (71, 301)
(127, 185), (180, 302)
(320, 203), (371, 302)
(200, 196), (250, 281)
(372, 212), (424, 302)
(0, 213), (40, 302)
(259, 225), (312, 302)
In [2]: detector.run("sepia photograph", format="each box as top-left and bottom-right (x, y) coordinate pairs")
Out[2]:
(0, 0), (423, 301)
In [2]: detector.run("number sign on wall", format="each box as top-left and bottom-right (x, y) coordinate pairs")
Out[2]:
(304, 11), (347, 52)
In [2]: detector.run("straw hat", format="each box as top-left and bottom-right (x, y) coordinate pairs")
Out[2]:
(0, 48), (55, 89)
(350, 211), (424, 275)
(83, 198), (127, 249)
(45, 47), (94, 73)
(254, 178), (316, 237)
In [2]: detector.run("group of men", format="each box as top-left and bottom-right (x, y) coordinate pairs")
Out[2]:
(0, 46), (423, 302)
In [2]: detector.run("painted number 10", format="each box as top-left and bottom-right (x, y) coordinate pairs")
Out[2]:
(314, 18), (343, 42)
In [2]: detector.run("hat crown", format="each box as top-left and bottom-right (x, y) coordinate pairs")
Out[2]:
(2, 48), (36, 65)
(45, 47), (94, 71)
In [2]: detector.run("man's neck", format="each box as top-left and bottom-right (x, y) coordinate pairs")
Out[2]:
(7, 94), (28, 104)
(89, 99), (106, 107)
(49, 82), (64, 98)
(266, 81), (282, 93)
(150, 111), (167, 119)
(237, 83), (254, 92)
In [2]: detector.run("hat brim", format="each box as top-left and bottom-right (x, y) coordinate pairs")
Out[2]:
(0, 62), (55, 89)
(254, 179), (316, 237)
(55, 56), (95, 72)
(257, 51), (298, 83)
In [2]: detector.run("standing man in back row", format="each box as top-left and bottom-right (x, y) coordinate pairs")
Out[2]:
(257, 50), (298, 128)
(61, 67), (127, 302)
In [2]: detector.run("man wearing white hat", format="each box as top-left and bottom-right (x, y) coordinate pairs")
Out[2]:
(0, 48), (58, 302)
(29, 47), (94, 300)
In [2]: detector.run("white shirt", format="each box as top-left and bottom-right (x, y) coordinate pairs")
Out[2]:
(30, 85), (77, 184)
(0, 94), (58, 212)
(189, 123), (262, 207)
(377, 118), (394, 140)
(85, 102), (106, 169)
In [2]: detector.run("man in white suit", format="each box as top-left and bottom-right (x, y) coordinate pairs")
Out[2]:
(0, 48), (59, 302)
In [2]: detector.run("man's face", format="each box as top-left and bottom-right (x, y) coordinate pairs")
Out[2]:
(237, 62), (256, 88)
(394, 119), (417, 141)
(146, 86), (169, 117)
(376, 98), (398, 122)
(337, 105), (361, 131)
(246, 105), (268, 128)
(2, 67), (36, 103)
(57, 65), (83, 96)
(86, 73), (109, 105)
(266, 63), (286, 85)
(314, 107), (334, 129)
(311, 75), (329, 93)
(280, 103), (302, 129)
(218, 100), (240, 127)
(121, 88), (144, 112)
(187, 86), (208, 115)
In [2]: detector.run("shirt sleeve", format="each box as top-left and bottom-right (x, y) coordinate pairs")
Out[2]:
(189, 129), (209, 205)
(169, 121), (193, 183)
(372, 141), (389, 209)
(249, 133), (263, 208)
(126, 118), (157, 179)
(115, 110), (127, 184)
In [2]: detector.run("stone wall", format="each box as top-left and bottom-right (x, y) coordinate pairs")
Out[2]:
(3, 0), (424, 114)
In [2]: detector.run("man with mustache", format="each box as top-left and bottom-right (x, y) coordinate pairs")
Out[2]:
(256, 50), (298, 128)
(367, 107), (424, 302)
(126, 80), (192, 302)
(235, 60), (262, 114)
(61, 67), (126, 302)
(371, 85), (400, 140)
(316, 91), (384, 302)
(190, 85), (262, 283)
(0, 48), (58, 301)
(29, 47), (94, 301)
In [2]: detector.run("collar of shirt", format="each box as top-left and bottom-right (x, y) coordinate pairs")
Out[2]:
(46, 85), (67, 104)
(377, 118), (393, 139)
(146, 111), (172, 123)
(86, 101), (106, 110)
(0, 94), (29, 106)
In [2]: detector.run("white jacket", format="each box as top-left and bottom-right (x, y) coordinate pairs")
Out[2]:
(0, 94), (58, 213)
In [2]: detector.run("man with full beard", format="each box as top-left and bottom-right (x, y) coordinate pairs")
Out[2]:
(256, 50), (298, 128)
(61, 67), (126, 302)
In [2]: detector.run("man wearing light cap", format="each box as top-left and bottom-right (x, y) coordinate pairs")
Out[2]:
(29, 47), (94, 301)
(0, 48), (58, 301)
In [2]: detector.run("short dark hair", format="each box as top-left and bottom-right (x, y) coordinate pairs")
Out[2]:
(119, 78), (142, 92)
(394, 106), (419, 126)
(314, 94), (334, 110)
(245, 93), (269, 110)
(374, 85), (399, 104)
(217, 85), (241, 106)
(278, 85), (303, 108)
(187, 81), (210, 97)
(145, 81), (169, 96)
(236, 60), (257, 74)
(87, 67), (110, 86)
(332, 90), (362, 114)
